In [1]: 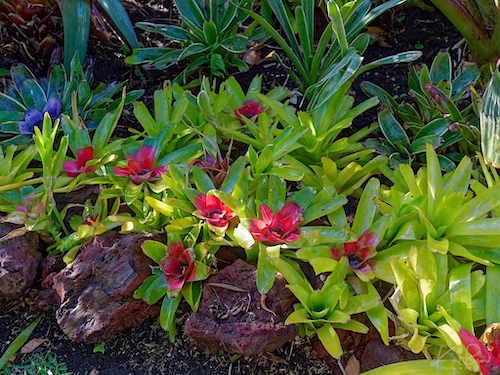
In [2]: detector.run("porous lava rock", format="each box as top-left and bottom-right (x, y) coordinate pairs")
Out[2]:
(53, 232), (162, 343)
(0, 223), (41, 301)
(185, 258), (297, 356)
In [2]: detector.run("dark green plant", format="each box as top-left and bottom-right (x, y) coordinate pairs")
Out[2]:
(126, 0), (253, 81)
(246, 0), (421, 108)
(0, 54), (143, 146)
(361, 51), (482, 169)
(58, 0), (139, 69)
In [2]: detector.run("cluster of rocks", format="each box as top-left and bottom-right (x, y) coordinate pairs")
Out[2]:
(0, 225), (298, 354)
(1, 222), (420, 373)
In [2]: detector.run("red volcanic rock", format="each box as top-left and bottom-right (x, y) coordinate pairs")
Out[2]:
(185, 259), (297, 356)
(53, 232), (162, 343)
(0, 223), (41, 301)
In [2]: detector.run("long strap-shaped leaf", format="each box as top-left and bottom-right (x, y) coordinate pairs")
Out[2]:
(96, 0), (139, 49)
(59, 0), (91, 69)
(361, 359), (474, 374)
(0, 315), (44, 370)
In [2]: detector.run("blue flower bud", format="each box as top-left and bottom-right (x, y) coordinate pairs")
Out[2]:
(43, 98), (62, 119)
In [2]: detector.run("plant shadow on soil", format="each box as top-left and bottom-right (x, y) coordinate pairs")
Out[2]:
(0, 2), (464, 374)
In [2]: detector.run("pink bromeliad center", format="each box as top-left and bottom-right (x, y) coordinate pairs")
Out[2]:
(113, 146), (166, 184)
(194, 194), (236, 232)
(249, 201), (303, 245)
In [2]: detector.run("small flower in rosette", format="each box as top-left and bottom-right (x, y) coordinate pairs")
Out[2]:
(19, 98), (62, 134)
(160, 242), (198, 297)
(249, 201), (303, 245)
(193, 194), (236, 235)
(458, 326), (500, 375)
(234, 100), (264, 122)
(193, 149), (229, 188)
(63, 146), (94, 177)
(113, 146), (167, 184)
(330, 230), (379, 281)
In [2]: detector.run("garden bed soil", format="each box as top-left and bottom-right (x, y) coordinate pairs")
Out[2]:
(0, 1), (464, 374)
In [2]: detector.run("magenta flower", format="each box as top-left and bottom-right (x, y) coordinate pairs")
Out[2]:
(113, 146), (167, 184)
(330, 230), (379, 281)
(234, 100), (264, 122)
(458, 327), (500, 375)
(249, 201), (303, 245)
(193, 149), (229, 188)
(63, 146), (94, 177)
(194, 194), (236, 234)
(160, 242), (197, 297)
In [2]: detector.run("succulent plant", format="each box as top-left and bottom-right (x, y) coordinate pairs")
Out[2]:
(0, 54), (143, 146)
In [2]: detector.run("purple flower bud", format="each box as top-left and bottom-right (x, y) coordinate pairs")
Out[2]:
(24, 109), (44, 126)
(18, 121), (34, 134)
(43, 98), (62, 120)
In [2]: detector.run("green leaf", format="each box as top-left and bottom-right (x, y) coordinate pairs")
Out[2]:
(272, 257), (312, 291)
(221, 35), (248, 53)
(141, 240), (167, 264)
(429, 51), (452, 84)
(378, 110), (410, 152)
(391, 256), (421, 312)
(0, 314), (43, 370)
(95, 0), (139, 49)
(256, 245), (278, 294)
(486, 265), (500, 325)
(360, 360), (474, 375)
(352, 178), (380, 235)
(160, 293), (183, 342)
(449, 263), (474, 332)
(316, 323), (343, 358)
(61, 0), (91, 68)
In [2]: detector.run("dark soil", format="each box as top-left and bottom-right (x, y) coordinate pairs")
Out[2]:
(0, 1), (464, 374)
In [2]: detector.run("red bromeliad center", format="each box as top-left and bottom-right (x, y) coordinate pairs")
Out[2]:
(250, 201), (303, 245)
(114, 146), (166, 184)
(161, 242), (196, 293)
(63, 146), (94, 177)
(459, 328), (500, 375)
(235, 100), (265, 121)
(194, 194), (236, 229)
(330, 230), (379, 276)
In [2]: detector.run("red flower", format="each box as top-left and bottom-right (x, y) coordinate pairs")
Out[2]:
(113, 146), (166, 184)
(194, 194), (236, 234)
(330, 230), (379, 281)
(249, 201), (303, 245)
(235, 100), (264, 122)
(458, 327), (500, 375)
(63, 146), (94, 177)
(160, 242), (197, 296)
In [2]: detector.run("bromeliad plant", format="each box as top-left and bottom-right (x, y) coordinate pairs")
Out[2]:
(134, 233), (214, 341)
(0, 54), (143, 146)
(291, 178), (392, 355)
(361, 51), (482, 170)
(388, 244), (487, 357)
(126, 0), (253, 81)
(375, 144), (500, 268)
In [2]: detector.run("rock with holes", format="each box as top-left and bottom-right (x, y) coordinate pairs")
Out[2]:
(0, 223), (41, 301)
(185, 258), (297, 356)
(53, 232), (163, 343)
